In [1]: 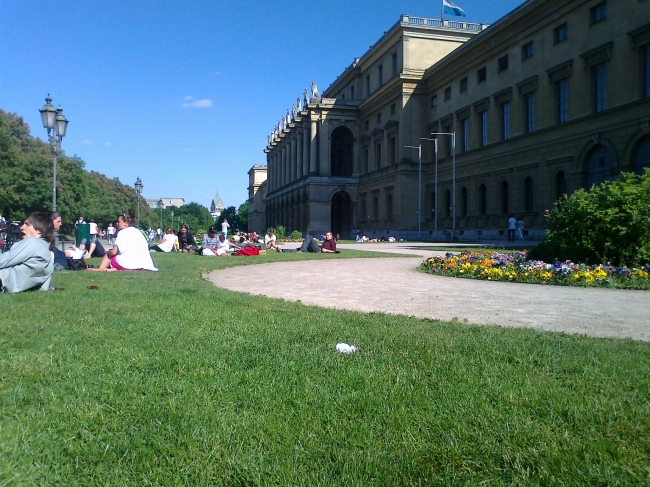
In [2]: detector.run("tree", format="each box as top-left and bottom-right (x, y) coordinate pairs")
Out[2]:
(237, 200), (249, 231)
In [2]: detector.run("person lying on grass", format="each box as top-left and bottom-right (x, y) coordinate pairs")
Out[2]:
(0, 212), (54, 292)
(87, 210), (158, 272)
(296, 231), (337, 253)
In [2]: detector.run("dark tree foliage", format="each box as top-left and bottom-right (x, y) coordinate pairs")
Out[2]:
(0, 109), (159, 229)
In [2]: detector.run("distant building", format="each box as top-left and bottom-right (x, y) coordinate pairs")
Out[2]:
(248, 165), (267, 232)
(210, 193), (225, 220)
(146, 198), (185, 210)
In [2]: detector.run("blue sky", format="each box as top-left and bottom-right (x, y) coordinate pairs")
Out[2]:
(0, 0), (525, 211)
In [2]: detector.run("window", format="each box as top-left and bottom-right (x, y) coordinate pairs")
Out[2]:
(363, 148), (369, 173)
(375, 142), (382, 169)
(364, 120), (369, 131)
(479, 111), (488, 146)
(593, 63), (607, 112)
(479, 184), (487, 215)
(431, 95), (438, 107)
(498, 55), (509, 73)
(386, 194), (393, 220)
(366, 76), (371, 96)
(525, 93), (535, 133)
(522, 41), (534, 60)
(373, 197), (379, 220)
(645, 47), (650, 98)
(524, 177), (534, 213)
(389, 137), (396, 164)
(444, 86), (451, 100)
(461, 187), (468, 217)
(376, 112), (382, 124)
(390, 103), (396, 116)
(445, 190), (451, 217)
(461, 119), (469, 152)
(350, 86), (355, 100)
(554, 23), (568, 44)
(460, 77), (468, 92)
(378, 65), (383, 86)
(500, 181), (509, 214)
(555, 171), (566, 200)
(590, 2), (606, 25)
(392, 53), (398, 76)
(477, 67), (487, 83)
(557, 79), (569, 123)
(501, 103), (510, 141)
(430, 191), (436, 216)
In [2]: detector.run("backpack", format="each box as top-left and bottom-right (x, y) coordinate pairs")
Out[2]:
(235, 246), (260, 256)
(68, 258), (88, 271)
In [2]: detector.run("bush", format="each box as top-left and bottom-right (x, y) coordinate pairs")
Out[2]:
(528, 169), (650, 267)
(290, 230), (302, 241)
(275, 225), (286, 238)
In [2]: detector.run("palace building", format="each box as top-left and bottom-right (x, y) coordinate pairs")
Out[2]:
(258, 0), (650, 240)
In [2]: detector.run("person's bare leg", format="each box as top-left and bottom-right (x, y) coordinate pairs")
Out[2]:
(87, 253), (113, 271)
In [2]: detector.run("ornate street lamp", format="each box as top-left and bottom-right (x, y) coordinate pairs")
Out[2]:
(134, 177), (143, 227)
(39, 94), (69, 212)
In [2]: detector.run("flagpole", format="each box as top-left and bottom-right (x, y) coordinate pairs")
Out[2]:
(441, 0), (444, 20)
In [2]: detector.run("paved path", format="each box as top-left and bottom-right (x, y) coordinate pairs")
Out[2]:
(205, 243), (650, 342)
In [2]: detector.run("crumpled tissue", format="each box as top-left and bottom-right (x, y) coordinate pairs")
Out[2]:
(336, 343), (358, 354)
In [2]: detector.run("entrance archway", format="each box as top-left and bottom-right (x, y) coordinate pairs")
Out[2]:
(331, 126), (354, 177)
(331, 191), (352, 237)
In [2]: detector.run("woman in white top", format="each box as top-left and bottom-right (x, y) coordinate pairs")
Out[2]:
(149, 228), (178, 252)
(88, 210), (158, 272)
(264, 227), (282, 252)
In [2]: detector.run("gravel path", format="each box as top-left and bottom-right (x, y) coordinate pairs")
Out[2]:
(205, 243), (650, 342)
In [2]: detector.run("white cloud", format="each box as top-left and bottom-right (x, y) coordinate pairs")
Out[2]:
(182, 99), (212, 108)
(184, 95), (193, 101)
(80, 139), (91, 145)
(104, 142), (111, 147)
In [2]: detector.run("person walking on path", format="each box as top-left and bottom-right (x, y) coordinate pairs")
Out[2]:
(297, 232), (337, 253)
(517, 217), (525, 241)
(507, 215), (517, 242)
(107, 223), (116, 244)
(89, 219), (98, 244)
(221, 219), (230, 239)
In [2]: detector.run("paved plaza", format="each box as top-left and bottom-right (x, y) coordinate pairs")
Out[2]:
(206, 243), (650, 342)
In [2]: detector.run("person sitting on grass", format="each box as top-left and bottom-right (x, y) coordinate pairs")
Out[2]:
(177, 224), (198, 253)
(200, 226), (220, 255)
(264, 227), (282, 252)
(87, 210), (158, 272)
(150, 227), (177, 252)
(0, 212), (54, 293)
(297, 231), (337, 253)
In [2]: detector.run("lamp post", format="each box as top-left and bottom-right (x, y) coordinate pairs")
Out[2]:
(158, 200), (163, 234)
(39, 95), (69, 213)
(430, 132), (456, 236)
(134, 177), (143, 227)
(170, 200), (174, 231)
(404, 145), (422, 239)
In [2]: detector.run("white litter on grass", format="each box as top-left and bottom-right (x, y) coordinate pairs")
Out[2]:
(336, 343), (358, 354)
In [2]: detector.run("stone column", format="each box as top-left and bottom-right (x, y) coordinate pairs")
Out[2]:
(280, 145), (286, 188)
(290, 136), (297, 182)
(296, 129), (303, 180)
(302, 125), (309, 177)
(310, 119), (318, 174)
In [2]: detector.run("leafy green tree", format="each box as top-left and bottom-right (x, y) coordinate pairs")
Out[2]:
(529, 170), (650, 266)
(237, 200), (249, 231)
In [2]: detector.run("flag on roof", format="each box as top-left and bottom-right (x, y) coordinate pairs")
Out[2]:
(443, 0), (466, 17)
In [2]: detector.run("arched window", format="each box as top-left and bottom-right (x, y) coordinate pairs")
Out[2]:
(586, 145), (614, 188)
(331, 126), (354, 177)
(386, 194), (393, 220)
(460, 187), (468, 216)
(633, 136), (650, 176)
(445, 190), (451, 217)
(479, 184), (487, 215)
(500, 181), (509, 214)
(524, 177), (534, 213)
(555, 171), (566, 201)
(373, 196), (379, 220)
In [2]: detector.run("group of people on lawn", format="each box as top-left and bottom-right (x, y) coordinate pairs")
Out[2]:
(0, 209), (336, 293)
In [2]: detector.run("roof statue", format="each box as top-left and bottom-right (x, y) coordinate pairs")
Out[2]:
(310, 82), (321, 103)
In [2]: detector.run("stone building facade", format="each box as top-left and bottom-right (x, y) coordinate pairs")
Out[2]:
(262, 0), (650, 240)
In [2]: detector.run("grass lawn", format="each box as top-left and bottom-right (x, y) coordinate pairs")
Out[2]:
(1, 251), (649, 486)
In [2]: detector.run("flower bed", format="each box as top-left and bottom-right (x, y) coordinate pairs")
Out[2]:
(420, 250), (650, 289)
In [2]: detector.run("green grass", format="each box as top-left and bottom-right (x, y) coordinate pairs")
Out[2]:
(1, 252), (649, 486)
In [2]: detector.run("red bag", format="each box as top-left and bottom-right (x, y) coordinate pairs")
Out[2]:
(235, 246), (260, 256)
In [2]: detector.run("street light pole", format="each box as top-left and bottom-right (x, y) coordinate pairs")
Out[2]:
(430, 132), (456, 236)
(39, 95), (69, 212)
(404, 145), (422, 238)
(134, 177), (143, 227)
